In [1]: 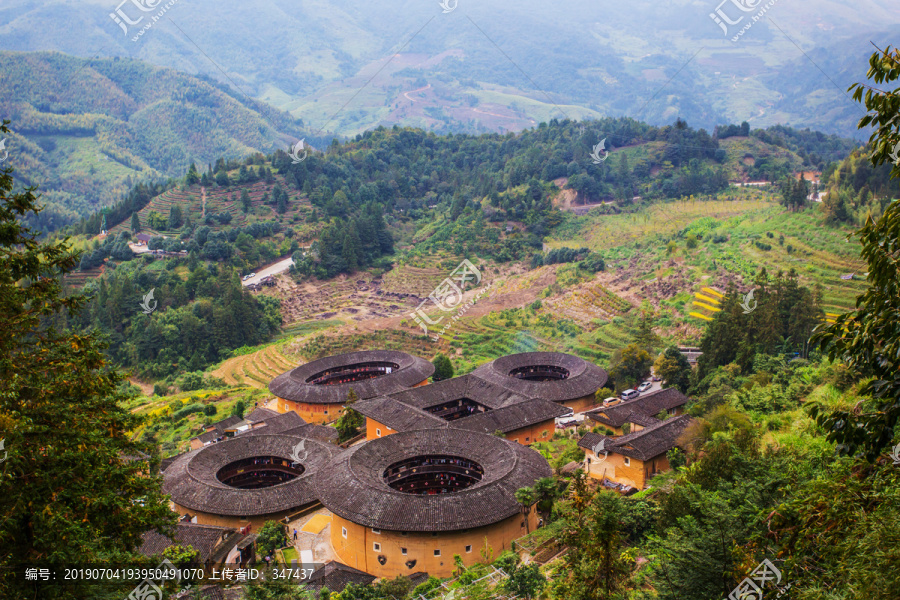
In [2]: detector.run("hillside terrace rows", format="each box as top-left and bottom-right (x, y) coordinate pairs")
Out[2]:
(109, 175), (310, 237)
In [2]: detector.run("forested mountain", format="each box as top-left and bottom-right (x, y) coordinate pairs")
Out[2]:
(0, 51), (325, 231)
(1, 0), (898, 138)
(820, 147), (897, 224)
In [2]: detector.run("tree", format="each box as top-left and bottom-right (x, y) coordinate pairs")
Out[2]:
(256, 521), (289, 557)
(809, 45), (900, 461)
(241, 189), (252, 213)
(504, 563), (546, 599)
(231, 399), (246, 419)
(161, 544), (199, 567)
(533, 476), (559, 519)
(654, 346), (692, 393)
(609, 343), (652, 390)
(167, 205), (183, 230)
(515, 487), (536, 533)
(131, 211), (141, 233)
(633, 305), (661, 353)
(551, 490), (632, 600)
(185, 162), (200, 185)
(335, 389), (364, 442)
(0, 119), (174, 598)
(432, 354), (454, 381)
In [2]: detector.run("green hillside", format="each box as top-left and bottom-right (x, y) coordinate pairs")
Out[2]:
(0, 51), (323, 231)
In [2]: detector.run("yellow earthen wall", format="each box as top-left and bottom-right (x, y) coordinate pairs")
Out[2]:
(330, 508), (537, 578)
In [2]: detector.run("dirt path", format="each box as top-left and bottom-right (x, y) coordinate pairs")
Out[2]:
(403, 84), (431, 102)
(472, 107), (531, 121)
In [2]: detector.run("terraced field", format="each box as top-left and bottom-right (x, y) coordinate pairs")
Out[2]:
(110, 173), (312, 236)
(293, 329), (439, 362)
(211, 344), (298, 388)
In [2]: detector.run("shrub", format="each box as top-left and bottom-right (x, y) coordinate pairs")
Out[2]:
(256, 521), (288, 557)
(171, 403), (205, 421)
(203, 404), (217, 416)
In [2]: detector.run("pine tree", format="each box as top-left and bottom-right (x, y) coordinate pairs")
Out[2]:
(131, 211), (141, 233)
(0, 119), (174, 598)
(432, 354), (454, 381)
(241, 189), (252, 213)
(185, 162), (200, 185)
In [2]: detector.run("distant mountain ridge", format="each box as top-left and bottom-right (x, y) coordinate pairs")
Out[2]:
(0, 0), (898, 139)
(0, 51), (322, 231)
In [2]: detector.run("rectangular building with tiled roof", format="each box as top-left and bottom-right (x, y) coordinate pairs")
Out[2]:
(577, 414), (693, 490)
(585, 387), (689, 436)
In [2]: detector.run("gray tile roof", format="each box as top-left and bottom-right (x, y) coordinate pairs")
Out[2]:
(245, 407), (280, 423)
(355, 374), (565, 436)
(305, 561), (376, 594)
(470, 352), (608, 403)
(268, 350), (435, 404)
(578, 415), (693, 461)
(242, 411), (307, 436)
(450, 399), (567, 435)
(585, 388), (689, 428)
(353, 397), (448, 432)
(315, 429), (551, 532)
(138, 523), (236, 563)
(163, 434), (339, 517)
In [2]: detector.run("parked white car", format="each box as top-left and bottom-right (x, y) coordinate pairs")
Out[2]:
(638, 381), (653, 393)
(620, 389), (639, 401)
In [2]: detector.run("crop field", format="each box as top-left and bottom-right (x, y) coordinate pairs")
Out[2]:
(548, 194), (864, 321)
(211, 344), (297, 388)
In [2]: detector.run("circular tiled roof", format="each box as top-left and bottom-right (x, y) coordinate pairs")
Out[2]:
(163, 434), (338, 517)
(315, 429), (551, 532)
(268, 350), (435, 404)
(471, 352), (608, 402)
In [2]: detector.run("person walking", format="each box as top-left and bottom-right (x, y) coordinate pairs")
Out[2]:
(293, 528), (298, 541)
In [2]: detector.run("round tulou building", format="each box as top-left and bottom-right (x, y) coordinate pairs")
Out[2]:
(163, 433), (338, 530)
(471, 351), (609, 413)
(269, 350), (434, 424)
(315, 428), (551, 579)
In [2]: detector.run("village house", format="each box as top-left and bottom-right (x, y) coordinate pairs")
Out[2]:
(585, 387), (690, 436)
(578, 414), (694, 491)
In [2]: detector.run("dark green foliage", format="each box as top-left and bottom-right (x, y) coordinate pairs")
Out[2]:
(807, 48), (900, 461)
(256, 521), (288, 557)
(0, 119), (175, 598)
(531, 247), (591, 268)
(335, 390), (364, 442)
(170, 403), (204, 421)
(231, 400), (246, 419)
(203, 404), (217, 416)
(78, 231), (135, 270)
(504, 563), (546, 599)
(654, 346), (692, 393)
(70, 261), (279, 378)
(70, 181), (170, 236)
(432, 354), (454, 381)
(778, 175), (809, 211)
(697, 269), (823, 379)
(302, 207), (392, 277)
(609, 343), (653, 390)
(131, 212), (141, 233)
(167, 205), (183, 230)
(550, 489), (632, 600)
